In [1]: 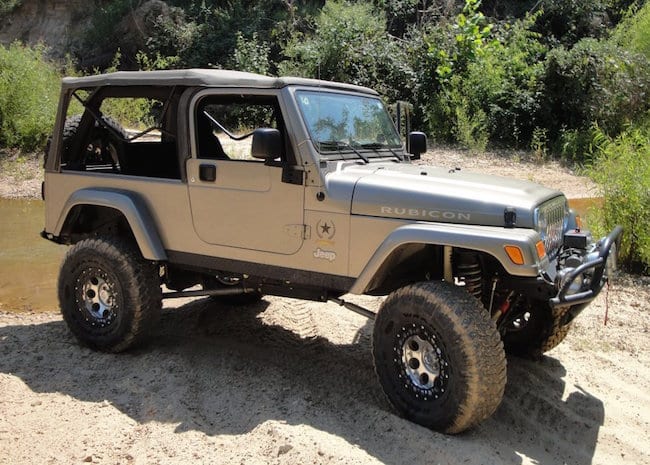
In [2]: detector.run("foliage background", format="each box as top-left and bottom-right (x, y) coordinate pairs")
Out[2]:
(0, 0), (648, 271)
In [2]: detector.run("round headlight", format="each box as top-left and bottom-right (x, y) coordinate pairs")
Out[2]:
(537, 210), (547, 233)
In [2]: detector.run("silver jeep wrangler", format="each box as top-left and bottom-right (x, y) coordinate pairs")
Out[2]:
(42, 69), (621, 433)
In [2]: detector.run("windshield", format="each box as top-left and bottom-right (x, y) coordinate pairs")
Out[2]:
(296, 90), (402, 154)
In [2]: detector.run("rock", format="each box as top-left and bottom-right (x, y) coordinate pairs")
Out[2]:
(277, 444), (293, 456)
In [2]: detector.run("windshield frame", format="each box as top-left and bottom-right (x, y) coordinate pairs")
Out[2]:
(293, 88), (403, 160)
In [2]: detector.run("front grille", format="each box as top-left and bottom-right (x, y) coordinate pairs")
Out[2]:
(536, 197), (567, 259)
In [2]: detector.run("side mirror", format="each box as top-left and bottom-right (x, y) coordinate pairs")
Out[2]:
(251, 128), (282, 160)
(407, 131), (427, 160)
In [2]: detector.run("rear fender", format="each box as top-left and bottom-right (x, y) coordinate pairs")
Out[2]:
(54, 188), (166, 261)
(350, 223), (545, 294)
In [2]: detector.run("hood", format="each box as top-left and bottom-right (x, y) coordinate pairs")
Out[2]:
(329, 162), (563, 228)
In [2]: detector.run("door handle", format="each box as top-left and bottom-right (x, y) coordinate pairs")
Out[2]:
(199, 164), (216, 182)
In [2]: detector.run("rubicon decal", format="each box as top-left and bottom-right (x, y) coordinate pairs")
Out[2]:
(380, 206), (471, 221)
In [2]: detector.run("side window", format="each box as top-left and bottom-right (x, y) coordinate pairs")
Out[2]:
(61, 91), (181, 180)
(196, 95), (284, 162)
(100, 97), (164, 142)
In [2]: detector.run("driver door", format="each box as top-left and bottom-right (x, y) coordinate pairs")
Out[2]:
(187, 92), (305, 255)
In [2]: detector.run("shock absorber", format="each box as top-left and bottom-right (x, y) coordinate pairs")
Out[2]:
(454, 250), (483, 299)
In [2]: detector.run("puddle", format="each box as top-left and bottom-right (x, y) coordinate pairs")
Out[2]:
(568, 197), (603, 225)
(0, 198), (64, 312)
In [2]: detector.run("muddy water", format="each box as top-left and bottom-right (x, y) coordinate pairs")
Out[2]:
(0, 199), (64, 312)
(568, 197), (603, 226)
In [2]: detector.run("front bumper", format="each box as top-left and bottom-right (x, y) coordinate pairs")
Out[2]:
(549, 225), (623, 315)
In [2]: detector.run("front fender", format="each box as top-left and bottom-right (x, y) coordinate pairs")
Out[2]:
(349, 222), (546, 294)
(54, 188), (167, 261)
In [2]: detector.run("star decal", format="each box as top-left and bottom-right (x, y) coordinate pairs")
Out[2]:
(316, 219), (336, 240)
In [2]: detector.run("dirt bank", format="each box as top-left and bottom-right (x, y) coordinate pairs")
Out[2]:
(2, 149), (647, 465)
(0, 151), (43, 199)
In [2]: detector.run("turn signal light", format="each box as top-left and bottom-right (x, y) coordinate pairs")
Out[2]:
(504, 245), (525, 265)
(535, 240), (547, 259)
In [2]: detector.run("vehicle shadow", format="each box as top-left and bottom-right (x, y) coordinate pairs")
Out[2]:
(0, 298), (603, 465)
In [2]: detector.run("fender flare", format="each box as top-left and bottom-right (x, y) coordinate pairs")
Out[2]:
(54, 188), (167, 261)
(349, 222), (546, 294)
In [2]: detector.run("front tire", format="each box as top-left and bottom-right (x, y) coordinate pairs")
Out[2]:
(502, 302), (573, 359)
(372, 281), (506, 434)
(58, 238), (161, 352)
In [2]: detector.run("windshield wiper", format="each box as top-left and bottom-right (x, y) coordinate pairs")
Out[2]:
(317, 140), (369, 164)
(359, 143), (404, 162)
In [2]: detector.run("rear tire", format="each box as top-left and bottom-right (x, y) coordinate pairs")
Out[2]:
(372, 281), (506, 434)
(58, 237), (161, 352)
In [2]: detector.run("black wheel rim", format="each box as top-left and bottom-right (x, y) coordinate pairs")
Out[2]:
(73, 266), (121, 331)
(395, 323), (450, 401)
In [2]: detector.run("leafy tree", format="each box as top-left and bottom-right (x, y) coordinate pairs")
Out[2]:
(230, 32), (271, 74)
(421, 0), (547, 148)
(374, 0), (451, 37)
(533, 0), (611, 46)
(540, 38), (650, 158)
(279, 0), (415, 102)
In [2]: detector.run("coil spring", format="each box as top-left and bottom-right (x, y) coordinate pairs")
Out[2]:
(455, 251), (483, 299)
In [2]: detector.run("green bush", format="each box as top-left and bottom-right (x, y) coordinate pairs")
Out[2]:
(143, 4), (199, 69)
(588, 118), (650, 273)
(279, 0), (415, 103)
(421, 0), (495, 144)
(230, 32), (271, 75)
(611, 1), (650, 59)
(0, 0), (21, 16)
(83, 0), (133, 52)
(161, 1), (296, 70)
(540, 38), (650, 161)
(422, 4), (547, 148)
(467, 17), (547, 147)
(0, 42), (61, 151)
(533, 0), (611, 45)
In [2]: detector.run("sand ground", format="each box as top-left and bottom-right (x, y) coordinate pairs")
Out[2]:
(1, 149), (648, 465)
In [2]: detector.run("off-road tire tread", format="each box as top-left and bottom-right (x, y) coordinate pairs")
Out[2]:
(44, 115), (82, 167)
(504, 304), (572, 359)
(372, 281), (506, 434)
(58, 237), (161, 352)
(46, 114), (127, 165)
(540, 306), (572, 353)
